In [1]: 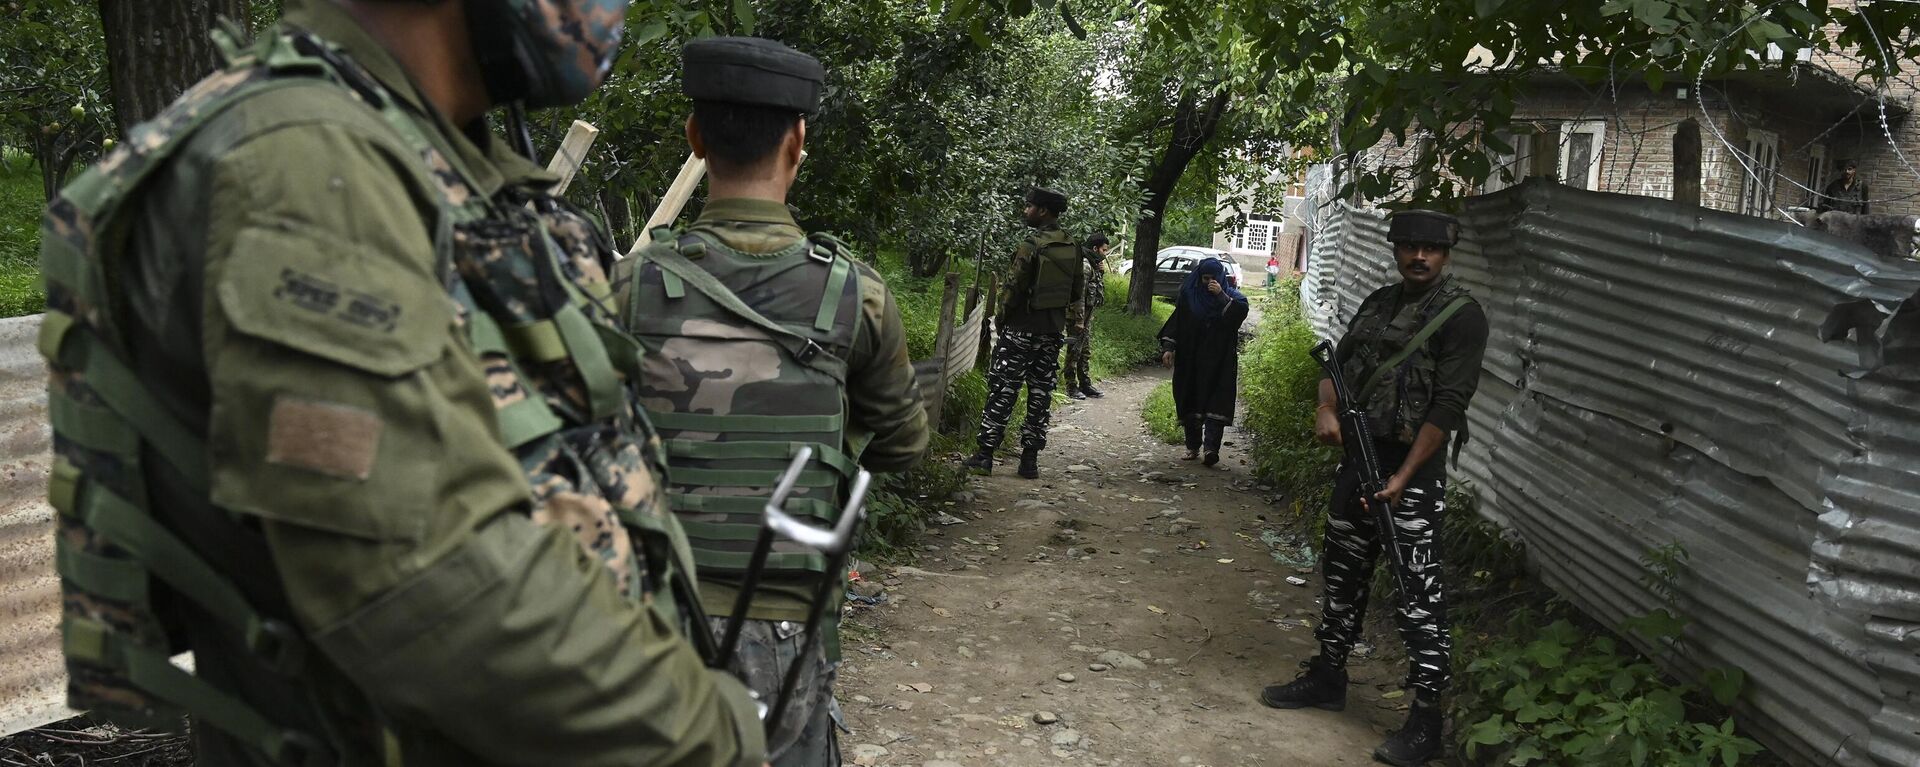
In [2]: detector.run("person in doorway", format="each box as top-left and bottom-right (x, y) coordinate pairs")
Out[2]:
(1064, 233), (1110, 400)
(36, 0), (768, 764)
(615, 36), (929, 767)
(1158, 257), (1250, 465)
(962, 187), (1085, 479)
(1259, 209), (1488, 767)
(1818, 158), (1870, 214)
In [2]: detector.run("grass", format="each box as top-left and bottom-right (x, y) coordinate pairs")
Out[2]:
(0, 156), (45, 318)
(1141, 380), (1182, 444)
(1237, 275), (1340, 524)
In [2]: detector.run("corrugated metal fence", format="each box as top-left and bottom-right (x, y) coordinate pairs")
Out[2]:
(1302, 179), (1920, 767)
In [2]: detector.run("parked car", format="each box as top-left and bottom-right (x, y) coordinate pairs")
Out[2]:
(1114, 246), (1240, 299)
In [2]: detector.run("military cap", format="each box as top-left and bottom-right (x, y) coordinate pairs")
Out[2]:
(1387, 209), (1460, 247)
(1027, 186), (1068, 215)
(682, 37), (825, 114)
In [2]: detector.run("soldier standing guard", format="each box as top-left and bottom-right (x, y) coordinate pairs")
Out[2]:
(1259, 209), (1489, 766)
(1063, 233), (1109, 400)
(962, 187), (1085, 479)
(37, 0), (767, 764)
(615, 36), (930, 766)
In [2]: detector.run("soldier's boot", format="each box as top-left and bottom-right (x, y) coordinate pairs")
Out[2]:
(1017, 448), (1040, 479)
(962, 451), (994, 475)
(1373, 703), (1444, 766)
(1259, 656), (1347, 711)
(1081, 381), (1103, 398)
(1067, 386), (1086, 400)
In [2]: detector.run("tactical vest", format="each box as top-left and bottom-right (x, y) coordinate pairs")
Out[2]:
(1025, 232), (1083, 311)
(1083, 256), (1107, 310)
(1340, 277), (1476, 445)
(621, 227), (864, 615)
(39, 27), (683, 764)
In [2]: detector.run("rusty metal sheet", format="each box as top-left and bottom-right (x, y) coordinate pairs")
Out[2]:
(1302, 179), (1920, 767)
(0, 314), (71, 737)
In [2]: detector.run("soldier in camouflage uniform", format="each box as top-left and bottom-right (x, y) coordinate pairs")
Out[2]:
(37, 1), (765, 765)
(614, 37), (929, 767)
(962, 187), (1085, 479)
(1063, 233), (1109, 400)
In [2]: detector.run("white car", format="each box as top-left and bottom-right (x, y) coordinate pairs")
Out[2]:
(1116, 246), (1242, 297)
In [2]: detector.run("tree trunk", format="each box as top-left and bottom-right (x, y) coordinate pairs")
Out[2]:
(1125, 87), (1231, 315)
(98, 0), (250, 135)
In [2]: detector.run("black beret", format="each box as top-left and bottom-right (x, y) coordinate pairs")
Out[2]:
(1027, 186), (1068, 214)
(683, 37), (825, 114)
(1387, 209), (1460, 247)
(1086, 233), (1109, 247)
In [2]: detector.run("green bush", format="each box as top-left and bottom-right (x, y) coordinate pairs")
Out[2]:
(1141, 381), (1182, 444)
(1239, 275), (1339, 521)
(0, 160), (45, 318)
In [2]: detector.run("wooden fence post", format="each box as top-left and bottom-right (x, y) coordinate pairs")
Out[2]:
(544, 120), (600, 196)
(1673, 118), (1702, 207)
(927, 272), (963, 428)
(977, 274), (998, 367)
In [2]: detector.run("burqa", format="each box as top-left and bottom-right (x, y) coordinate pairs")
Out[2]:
(1159, 258), (1250, 459)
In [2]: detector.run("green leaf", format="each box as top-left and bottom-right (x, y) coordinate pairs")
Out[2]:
(1703, 667), (1746, 706)
(632, 21), (668, 46)
(1609, 670), (1638, 698)
(1508, 741), (1545, 765)
(1632, 736), (1649, 767)
(1466, 715), (1509, 746)
(967, 16), (992, 49)
(731, 0), (755, 34)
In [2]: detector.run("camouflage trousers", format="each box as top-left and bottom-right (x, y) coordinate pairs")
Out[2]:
(1314, 467), (1451, 703)
(976, 328), (1064, 453)
(706, 617), (841, 766)
(1062, 320), (1095, 389)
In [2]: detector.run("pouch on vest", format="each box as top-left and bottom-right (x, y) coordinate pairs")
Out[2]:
(1026, 236), (1082, 312)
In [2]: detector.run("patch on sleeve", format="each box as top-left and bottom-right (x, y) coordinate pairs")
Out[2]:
(266, 396), (384, 480)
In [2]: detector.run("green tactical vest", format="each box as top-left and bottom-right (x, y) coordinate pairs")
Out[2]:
(621, 227), (864, 618)
(1025, 232), (1084, 311)
(1340, 276), (1476, 445)
(39, 27), (686, 764)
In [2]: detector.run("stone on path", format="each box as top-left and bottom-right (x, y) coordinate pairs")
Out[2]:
(1056, 672), (1077, 683)
(1098, 650), (1147, 670)
(1033, 710), (1060, 725)
(1051, 729), (1084, 748)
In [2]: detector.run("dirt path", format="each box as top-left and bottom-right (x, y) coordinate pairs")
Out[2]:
(838, 371), (1420, 767)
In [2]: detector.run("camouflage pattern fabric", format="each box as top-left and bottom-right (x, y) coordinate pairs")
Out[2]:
(1341, 275), (1474, 444)
(1316, 469), (1452, 702)
(707, 617), (841, 766)
(492, 0), (633, 106)
(976, 328), (1064, 453)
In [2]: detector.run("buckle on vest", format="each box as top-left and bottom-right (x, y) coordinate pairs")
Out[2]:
(807, 244), (834, 264)
(246, 618), (307, 675)
(797, 339), (823, 363)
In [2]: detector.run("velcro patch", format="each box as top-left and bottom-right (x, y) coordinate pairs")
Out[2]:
(266, 396), (383, 480)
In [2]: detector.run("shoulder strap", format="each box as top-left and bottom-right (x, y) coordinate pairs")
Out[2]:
(1357, 295), (1473, 402)
(638, 239), (849, 382)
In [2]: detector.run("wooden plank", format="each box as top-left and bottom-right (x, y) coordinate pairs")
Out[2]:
(544, 120), (600, 197)
(627, 153), (708, 257)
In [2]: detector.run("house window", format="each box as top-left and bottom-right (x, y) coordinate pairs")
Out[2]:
(1234, 217), (1278, 252)
(1805, 144), (1829, 207)
(1559, 120), (1605, 191)
(1483, 130), (1534, 193)
(1741, 129), (1781, 217)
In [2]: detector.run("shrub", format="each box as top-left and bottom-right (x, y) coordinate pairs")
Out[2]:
(1238, 275), (1339, 522)
(0, 160), (45, 318)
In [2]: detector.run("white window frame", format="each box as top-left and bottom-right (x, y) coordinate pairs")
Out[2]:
(1233, 218), (1279, 253)
(1805, 144), (1829, 207)
(1559, 120), (1606, 191)
(1741, 129), (1781, 217)
(1483, 130), (1534, 193)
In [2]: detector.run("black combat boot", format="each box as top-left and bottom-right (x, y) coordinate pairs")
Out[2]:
(962, 451), (993, 475)
(1066, 387), (1086, 400)
(1017, 448), (1040, 479)
(1081, 382), (1103, 398)
(1259, 656), (1347, 711)
(1373, 703), (1444, 766)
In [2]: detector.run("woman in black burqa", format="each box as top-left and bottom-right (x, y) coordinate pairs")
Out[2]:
(1159, 257), (1250, 465)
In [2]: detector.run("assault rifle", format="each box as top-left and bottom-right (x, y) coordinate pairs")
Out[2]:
(1309, 341), (1419, 603)
(703, 448), (874, 745)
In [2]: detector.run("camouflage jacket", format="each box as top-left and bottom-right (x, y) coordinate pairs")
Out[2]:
(39, 1), (764, 764)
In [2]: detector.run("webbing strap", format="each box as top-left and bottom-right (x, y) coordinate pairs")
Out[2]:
(813, 255), (851, 332)
(670, 466), (839, 490)
(41, 313), (209, 492)
(646, 410), (841, 435)
(692, 548), (825, 573)
(462, 304), (564, 448)
(77, 481), (297, 668)
(48, 389), (138, 457)
(663, 439), (858, 477)
(55, 537), (149, 604)
(500, 319), (569, 363)
(662, 270), (686, 299)
(551, 304), (625, 422)
(1358, 296), (1473, 403)
(65, 618), (320, 765)
(639, 242), (847, 382)
(667, 492), (838, 520)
